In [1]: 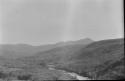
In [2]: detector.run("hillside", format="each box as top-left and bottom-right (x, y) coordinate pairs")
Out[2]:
(15, 38), (93, 67)
(0, 38), (93, 59)
(0, 38), (124, 80)
(15, 38), (124, 80)
(55, 38), (124, 80)
(0, 38), (94, 70)
(0, 38), (94, 80)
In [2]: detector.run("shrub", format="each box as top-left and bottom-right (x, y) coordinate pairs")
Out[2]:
(17, 74), (32, 80)
(0, 72), (7, 79)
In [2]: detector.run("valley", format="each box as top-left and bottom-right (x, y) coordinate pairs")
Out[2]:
(0, 38), (124, 80)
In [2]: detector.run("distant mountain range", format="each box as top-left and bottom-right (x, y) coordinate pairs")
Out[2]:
(0, 38), (93, 59)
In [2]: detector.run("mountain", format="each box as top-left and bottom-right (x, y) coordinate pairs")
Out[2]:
(0, 38), (93, 59)
(0, 38), (124, 80)
(0, 38), (94, 80)
(15, 38), (93, 66)
(55, 38), (124, 80)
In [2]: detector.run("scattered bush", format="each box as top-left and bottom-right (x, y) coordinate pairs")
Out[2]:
(0, 72), (7, 79)
(17, 74), (32, 80)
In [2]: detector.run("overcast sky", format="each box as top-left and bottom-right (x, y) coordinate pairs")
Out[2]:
(0, 0), (123, 45)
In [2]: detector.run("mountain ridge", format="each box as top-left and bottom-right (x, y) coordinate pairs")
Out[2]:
(0, 38), (94, 59)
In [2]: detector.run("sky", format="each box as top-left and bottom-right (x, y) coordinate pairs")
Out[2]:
(0, 0), (124, 45)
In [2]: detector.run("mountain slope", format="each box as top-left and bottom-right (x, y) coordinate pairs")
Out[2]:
(56, 38), (124, 80)
(0, 38), (94, 80)
(0, 38), (123, 80)
(16, 38), (93, 66)
(0, 38), (93, 59)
